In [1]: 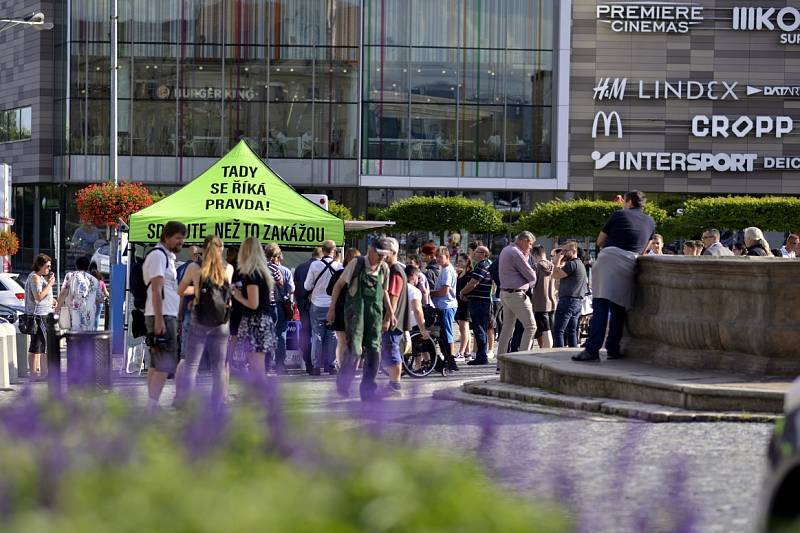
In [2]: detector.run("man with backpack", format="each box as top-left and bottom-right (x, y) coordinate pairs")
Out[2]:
(303, 240), (342, 375)
(293, 247), (322, 373)
(328, 238), (393, 401)
(141, 221), (186, 412)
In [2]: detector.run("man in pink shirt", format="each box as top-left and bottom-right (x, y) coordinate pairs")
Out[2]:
(497, 231), (538, 356)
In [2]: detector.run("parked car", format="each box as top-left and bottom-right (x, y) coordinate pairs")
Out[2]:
(0, 273), (25, 307)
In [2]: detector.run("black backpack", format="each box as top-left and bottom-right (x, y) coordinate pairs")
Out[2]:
(488, 256), (501, 287)
(424, 261), (440, 287)
(194, 277), (232, 327)
(130, 248), (169, 311)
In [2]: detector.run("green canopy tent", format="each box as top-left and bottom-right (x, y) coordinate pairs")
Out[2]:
(128, 140), (344, 246)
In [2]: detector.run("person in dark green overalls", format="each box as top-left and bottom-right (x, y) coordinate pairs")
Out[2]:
(328, 238), (394, 401)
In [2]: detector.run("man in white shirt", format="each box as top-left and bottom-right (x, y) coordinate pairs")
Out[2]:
(143, 221), (186, 411)
(303, 239), (342, 375)
(780, 234), (799, 258)
(701, 228), (734, 257)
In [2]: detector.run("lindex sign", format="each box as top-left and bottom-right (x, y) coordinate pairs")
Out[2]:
(128, 140), (344, 246)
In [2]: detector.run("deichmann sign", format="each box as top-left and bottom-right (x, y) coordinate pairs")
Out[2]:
(596, 3), (703, 33)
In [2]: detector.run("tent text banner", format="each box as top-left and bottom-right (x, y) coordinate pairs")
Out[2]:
(129, 140), (344, 246)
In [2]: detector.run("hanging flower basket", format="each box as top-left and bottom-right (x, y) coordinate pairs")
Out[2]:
(76, 182), (155, 228)
(0, 230), (19, 256)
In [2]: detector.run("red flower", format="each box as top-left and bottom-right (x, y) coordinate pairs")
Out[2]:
(0, 230), (20, 256)
(76, 181), (156, 228)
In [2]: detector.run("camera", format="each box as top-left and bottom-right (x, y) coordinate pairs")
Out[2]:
(146, 333), (170, 349)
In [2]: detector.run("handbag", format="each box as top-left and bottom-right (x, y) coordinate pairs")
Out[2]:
(281, 297), (294, 320)
(400, 330), (413, 356)
(58, 307), (72, 330)
(18, 313), (36, 335)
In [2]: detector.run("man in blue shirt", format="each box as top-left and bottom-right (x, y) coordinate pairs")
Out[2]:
(430, 246), (459, 372)
(293, 247), (322, 373)
(459, 245), (493, 365)
(574, 190), (655, 362)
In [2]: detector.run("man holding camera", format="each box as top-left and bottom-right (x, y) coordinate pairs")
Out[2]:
(143, 221), (187, 411)
(551, 241), (588, 348)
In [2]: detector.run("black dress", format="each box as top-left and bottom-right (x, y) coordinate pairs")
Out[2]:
(455, 274), (471, 322)
(326, 269), (347, 332)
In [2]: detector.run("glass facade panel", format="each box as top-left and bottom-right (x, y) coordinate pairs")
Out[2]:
(87, 43), (110, 99)
(458, 105), (503, 161)
(132, 101), (177, 155)
(178, 45), (223, 157)
(225, 0), (270, 45)
(365, 0), (409, 47)
(19, 107), (32, 138)
(87, 99), (110, 155)
(268, 102), (314, 158)
(506, 50), (552, 106)
(411, 0), (460, 47)
(410, 105), (456, 161)
(461, 48), (504, 104)
(410, 48), (459, 104)
(315, 103), (358, 158)
(120, 0), (179, 44)
(181, 0), (225, 45)
(507, 0), (553, 50)
(363, 46), (408, 102)
(225, 101), (268, 155)
(506, 106), (551, 162)
(462, 0), (507, 49)
(269, 0), (325, 45)
(364, 102), (408, 160)
(270, 46), (314, 101)
(314, 47), (358, 102)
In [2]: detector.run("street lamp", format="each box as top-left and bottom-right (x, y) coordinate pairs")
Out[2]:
(0, 12), (54, 33)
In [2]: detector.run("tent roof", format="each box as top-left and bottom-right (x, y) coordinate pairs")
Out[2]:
(129, 140), (344, 246)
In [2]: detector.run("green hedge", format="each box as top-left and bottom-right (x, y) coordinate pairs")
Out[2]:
(328, 199), (354, 222)
(377, 196), (504, 233)
(514, 200), (668, 238)
(678, 196), (800, 236)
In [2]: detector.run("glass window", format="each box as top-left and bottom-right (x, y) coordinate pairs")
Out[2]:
(181, 0), (224, 45)
(120, 0), (179, 44)
(315, 47), (358, 102)
(87, 99), (110, 155)
(225, 101), (268, 156)
(132, 46), (178, 99)
(459, 105), (503, 161)
(410, 104), (456, 161)
(506, 50), (552, 106)
(178, 45), (222, 157)
(329, 0), (361, 47)
(410, 48), (459, 104)
(363, 102), (409, 160)
(363, 46), (407, 102)
(315, 102), (357, 158)
(461, 49), (503, 104)
(87, 43), (110, 99)
(268, 102), (314, 158)
(506, 106), (551, 162)
(224, 52), (268, 102)
(507, 0), (554, 50)
(225, 0), (270, 45)
(411, 0), (460, 47)
(71, 0), (110, 43)
(0, 111), (8, 142)
(365, 0), (409, 46)
(269, 46), (314, 101)
(19, 107), (31, 139)
(131, 101), (176, 156)
(463, 0), (506, 49)
(270, 0), (325, 46)
(70, 100), (86, 154)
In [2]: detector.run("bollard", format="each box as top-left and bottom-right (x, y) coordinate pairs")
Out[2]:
(65, 331), (112, 391)
(45, 313), (63, 393)
(0, 319), (9, 388)
(103, 298), (110, 331)
(0, 318), (17, 383)
(15, 328), (29, 378)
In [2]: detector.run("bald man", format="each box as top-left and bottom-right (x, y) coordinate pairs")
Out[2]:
(459, 245), (493, 365)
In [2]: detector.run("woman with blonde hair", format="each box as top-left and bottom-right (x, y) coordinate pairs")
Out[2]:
(744, 227), (771, 256)
(176, 235), (232, 404)
(231, 236), (276, 377)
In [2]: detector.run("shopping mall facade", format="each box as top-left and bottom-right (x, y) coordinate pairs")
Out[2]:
(2, 0), (800, 266)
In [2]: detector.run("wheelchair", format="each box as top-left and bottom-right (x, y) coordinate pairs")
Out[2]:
(402, 305), (445, 378)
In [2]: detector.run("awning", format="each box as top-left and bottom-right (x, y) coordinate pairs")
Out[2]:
(344, 220), (396, 232)
(128, 140), (345, 246)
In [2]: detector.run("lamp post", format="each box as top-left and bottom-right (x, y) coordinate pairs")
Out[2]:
(109, 0), (119, 269)
(0, 12), (54, 33)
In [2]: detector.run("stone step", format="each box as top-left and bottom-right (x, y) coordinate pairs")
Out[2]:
(499, 350), (790, 414)
(455, 379), (779, 423)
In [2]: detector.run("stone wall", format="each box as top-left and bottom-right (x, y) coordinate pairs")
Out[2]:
(622, 255), (800, 374)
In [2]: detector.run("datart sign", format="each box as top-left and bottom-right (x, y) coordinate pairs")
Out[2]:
(596, 3), (703, 33)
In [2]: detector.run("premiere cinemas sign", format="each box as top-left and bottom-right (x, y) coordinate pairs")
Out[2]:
(597, 2), (800, 43)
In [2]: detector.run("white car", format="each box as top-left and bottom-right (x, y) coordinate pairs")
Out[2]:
(0, 273), (26, 307)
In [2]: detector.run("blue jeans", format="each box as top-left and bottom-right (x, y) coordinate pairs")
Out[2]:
(298, 305), (312, 371)
(178, 317), (229, 404)
(94, 303), (103, 330)
(266, 304), (288, 369)
(553, 297), (583, 348)
(468, 299), (491, 360)
(381, 329), (403, 367)
(437, 307), (456, 344)
(585, 297), (626, 356)
(310, 304), (336, 370)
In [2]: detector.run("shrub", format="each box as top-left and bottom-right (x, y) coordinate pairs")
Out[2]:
(679, 196), (800, 236)
(514, 200), (668, 238)
(377, 196), (504, 233)
(328, 199), (354, 222)
(0, 389), (566, 533)
(76, 182), (155, 228)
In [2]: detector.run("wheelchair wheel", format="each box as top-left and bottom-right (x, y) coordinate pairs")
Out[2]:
(402, 331), (440, 378)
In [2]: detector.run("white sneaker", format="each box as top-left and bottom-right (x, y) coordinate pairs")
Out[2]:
(487, 350), (495, 360)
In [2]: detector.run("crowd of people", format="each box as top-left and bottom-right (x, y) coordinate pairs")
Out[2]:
(21, 191), (798, 402)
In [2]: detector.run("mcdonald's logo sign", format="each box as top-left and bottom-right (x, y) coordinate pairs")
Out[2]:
(592, 111), (623, 139)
